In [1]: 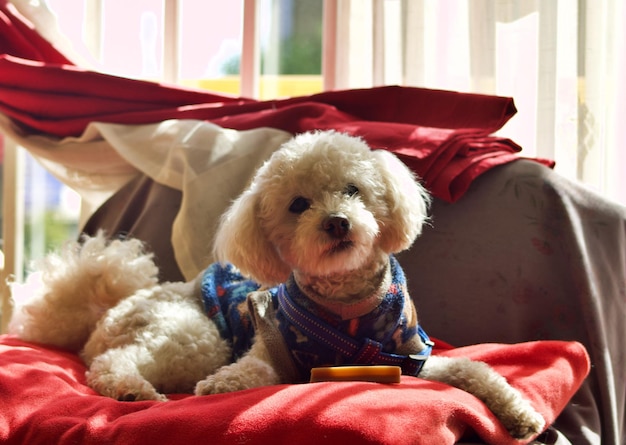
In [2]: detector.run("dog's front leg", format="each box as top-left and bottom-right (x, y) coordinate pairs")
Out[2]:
(195, 336), (280, 395)
(419, 355), (545, 439)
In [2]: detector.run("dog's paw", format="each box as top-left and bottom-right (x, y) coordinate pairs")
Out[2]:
(195, 374), (250, 395)
(195, 360), (280, 395)
(87, 370), (168, 402)
(116, 389), (168, 402)
(500, 405), (545, 440)
(195, 369), (270, 395)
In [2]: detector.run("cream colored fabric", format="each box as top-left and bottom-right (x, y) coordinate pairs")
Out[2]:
(0, 114), (139, 220)
(94, 120), (291, 279)
(0, 114), (291, 280)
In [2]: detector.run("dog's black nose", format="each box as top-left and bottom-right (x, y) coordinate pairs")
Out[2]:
(323, 216), (351, 238)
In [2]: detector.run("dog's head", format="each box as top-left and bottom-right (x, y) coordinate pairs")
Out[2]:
(214, 130), (430, 286)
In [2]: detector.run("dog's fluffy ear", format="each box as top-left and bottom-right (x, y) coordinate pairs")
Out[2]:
(213, 185), (291, 286)
(373, 150), (431, 253)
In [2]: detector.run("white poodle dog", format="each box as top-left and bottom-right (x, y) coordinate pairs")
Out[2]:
(10, 130), (544, 439)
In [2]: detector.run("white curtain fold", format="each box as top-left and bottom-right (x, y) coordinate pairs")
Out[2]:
(0, 114), (292, 280)
(94, 121), (291, 279)
(326, 0), (626, 206)
(0, 115), (139, 222)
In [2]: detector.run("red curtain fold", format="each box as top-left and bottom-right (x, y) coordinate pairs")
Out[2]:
(0, 54), (516, 138)
(0, 0), (554, 202)
(0, 0), (71, 64)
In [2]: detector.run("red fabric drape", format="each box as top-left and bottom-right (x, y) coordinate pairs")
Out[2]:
(0, 0), (554, 202)
(0, 335), (590, 445)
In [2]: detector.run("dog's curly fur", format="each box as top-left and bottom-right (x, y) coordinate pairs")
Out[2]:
(9, 130), (544, 439)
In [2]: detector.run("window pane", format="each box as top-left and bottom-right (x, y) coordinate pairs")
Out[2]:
(101, 0), (165, 79)
(46, 0), (96, 66)
(259, 0), (323, 98)
(178, 0), (244, 94)
(260, 0), (322, 75)
(23, 153), (80, 276)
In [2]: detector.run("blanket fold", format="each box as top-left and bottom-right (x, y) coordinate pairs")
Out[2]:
(0, 335), (589, 445)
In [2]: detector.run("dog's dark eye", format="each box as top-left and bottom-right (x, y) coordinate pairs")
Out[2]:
(345, 184), (359, 197)
(289, 196), (311, 214)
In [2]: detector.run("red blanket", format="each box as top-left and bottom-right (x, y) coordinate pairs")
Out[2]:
(0, 335), (588, 445)
(0, 1), (553, 202)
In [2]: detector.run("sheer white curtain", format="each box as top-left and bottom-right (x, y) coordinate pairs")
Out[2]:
(325, 0), (626, 206)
